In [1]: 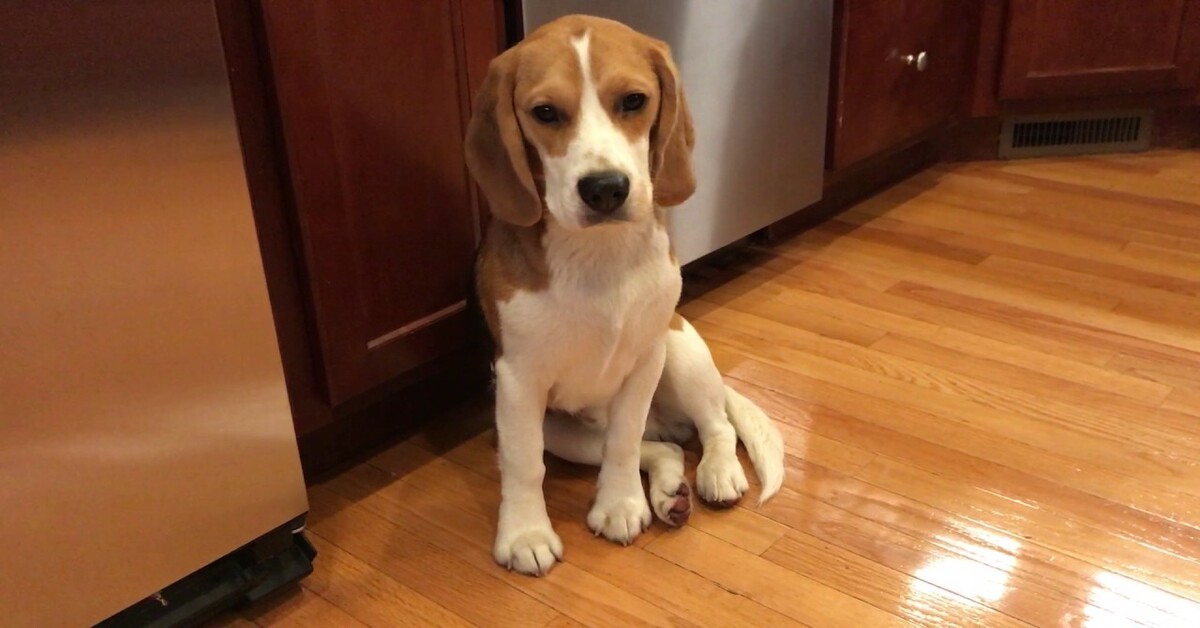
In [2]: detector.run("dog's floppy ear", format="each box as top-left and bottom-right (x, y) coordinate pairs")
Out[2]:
(648, 40), (696, 207)
(465, 50), (542, 226)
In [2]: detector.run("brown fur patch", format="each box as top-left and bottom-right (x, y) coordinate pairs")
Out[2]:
(513, 38), (582, 159)
(586, 24), (660, 145)
(475, 219), (549, 357)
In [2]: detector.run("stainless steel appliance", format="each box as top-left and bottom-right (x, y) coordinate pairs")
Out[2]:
(0, 2), (311, 625)
(521, 0), (833, 264)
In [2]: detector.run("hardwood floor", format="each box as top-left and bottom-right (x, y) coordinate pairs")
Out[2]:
(215, 150), (1200, 627)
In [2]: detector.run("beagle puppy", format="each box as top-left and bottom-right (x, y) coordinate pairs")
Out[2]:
(465, 15), (784, 577)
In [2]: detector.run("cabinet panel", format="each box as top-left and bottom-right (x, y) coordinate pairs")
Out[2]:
(261, 0), (488, 404)
(903, 0), (974, 126)
(830, 0), (972, 170)
(831, 0), (910, 169)
(1000, 0), (1200, 100)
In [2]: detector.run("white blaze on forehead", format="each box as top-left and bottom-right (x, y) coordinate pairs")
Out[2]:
(568, 31), (639, 172)
(571, 32), (594, 100)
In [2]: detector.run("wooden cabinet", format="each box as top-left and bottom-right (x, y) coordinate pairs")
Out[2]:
(257, 0), (498, 405)
(999, 0), (1200, 101)
(217, 0), (502, 476)
(828, 0), (976, 169)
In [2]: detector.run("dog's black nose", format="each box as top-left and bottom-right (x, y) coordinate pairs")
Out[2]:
(577, 171), (630, 214)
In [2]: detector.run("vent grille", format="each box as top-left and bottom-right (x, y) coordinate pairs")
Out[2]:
(999, 110), (1152, 159)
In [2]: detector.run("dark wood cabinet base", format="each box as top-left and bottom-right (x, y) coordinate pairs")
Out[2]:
(296, 350), (491, 482)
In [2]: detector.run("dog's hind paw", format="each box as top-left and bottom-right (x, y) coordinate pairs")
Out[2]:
(651, 481), (692, 527)
(697, 454), (749, 508)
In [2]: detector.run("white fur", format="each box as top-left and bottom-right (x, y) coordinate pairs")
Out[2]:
(489, 29), (784, 577)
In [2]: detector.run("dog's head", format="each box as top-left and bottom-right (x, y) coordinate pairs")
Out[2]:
(465, 15), (695, 230)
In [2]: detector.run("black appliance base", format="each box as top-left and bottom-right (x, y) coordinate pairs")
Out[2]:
(98, 515), (315, 628)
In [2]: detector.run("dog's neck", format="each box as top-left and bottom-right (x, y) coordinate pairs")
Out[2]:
(541, 212), (671, 281)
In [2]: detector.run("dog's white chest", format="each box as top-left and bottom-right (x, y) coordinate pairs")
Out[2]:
(498, 226), (680, 413)
(548, 270), (675, 408)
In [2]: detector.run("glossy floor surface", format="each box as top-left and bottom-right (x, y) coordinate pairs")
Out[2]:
(216, 151), (1200, 627)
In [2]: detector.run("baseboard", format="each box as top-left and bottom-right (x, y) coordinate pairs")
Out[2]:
(296, 349), (491, 483)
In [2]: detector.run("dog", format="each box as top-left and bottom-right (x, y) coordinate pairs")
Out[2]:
(464, 15), (785, 577)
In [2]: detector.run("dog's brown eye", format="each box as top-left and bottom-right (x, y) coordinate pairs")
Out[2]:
(620, 92), (647, 113)
(531, 105), (560, 124)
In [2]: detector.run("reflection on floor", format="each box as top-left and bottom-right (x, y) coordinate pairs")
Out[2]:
(216, 150), (1200, 627)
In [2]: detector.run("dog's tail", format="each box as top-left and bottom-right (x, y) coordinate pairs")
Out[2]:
(724, 384), (785, 504)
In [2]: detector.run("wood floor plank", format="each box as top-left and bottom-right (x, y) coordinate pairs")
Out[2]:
(206, 613), (258, 628)
(1122, 240), (1200, 276)
(784, 220), (1128, 314)
(725, 359), (1200, 520)
(888, 281), (1200, 364)
(996, 159), (1200, 206)
(645, 526), (907, 627)
(855, 456), (1200, 605)
(885, 321), (1170, 405)
(1021, 200), (1200, 252)
(691, 261), (1169, 403)
(1020, 197), (1200, 247)
(795, 226), (1199, 354)
(758, 471), (1190, 627)
(707, 342), (1200, 524)
(1105, 352), (1200, 392)
(721, 252), (1123, 367)
(243, 586), (366, 628)
(762, 531), (1030, 627)
(328, 462), (685, 628)
(907, 166), (1200, 250)
(839, 207), (1200, 297)
(979, 256), (1200, 330)
(868, 334), (1195, 436)
(694, 308), (1200, 469)
(306, 481), (561, 628)
(1164, 387), (1200, 417)
(835, 202), (1132, 271)
(543, 616), (589, 628)
(300, 532), (472, 628)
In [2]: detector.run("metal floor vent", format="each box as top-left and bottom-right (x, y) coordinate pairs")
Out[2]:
(999, 110), (1152, 159)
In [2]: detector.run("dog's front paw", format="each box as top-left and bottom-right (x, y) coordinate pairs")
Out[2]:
(494, 518), (562, 576)
(587, 490), (652, 545)
(697, 454), (749, 508)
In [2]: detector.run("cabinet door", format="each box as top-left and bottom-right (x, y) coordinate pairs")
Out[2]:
(260, 0), (498, 404)
(830, 0), (910, 169)
(901, 0), (974, 134)
(830, 0), (971, 169)
(999, 0), (1200, 100)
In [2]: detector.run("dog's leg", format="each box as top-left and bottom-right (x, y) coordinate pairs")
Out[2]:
(492, 359), (561, 576)
(637, 437), (691, 527)
(544, 413), (691, 526)
(588, 342), (666, 543)
(656, 317), (749, 507)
